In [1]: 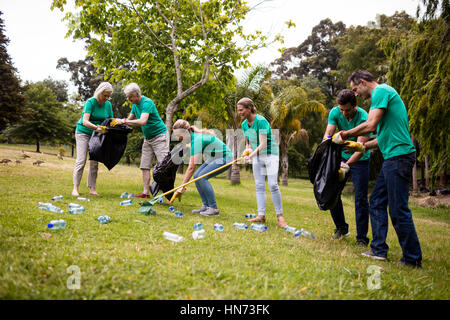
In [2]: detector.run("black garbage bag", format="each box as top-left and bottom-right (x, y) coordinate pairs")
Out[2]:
(308, 139), (348, 210)
(89, 119), (132, 170)
(150, 143), (187, 200)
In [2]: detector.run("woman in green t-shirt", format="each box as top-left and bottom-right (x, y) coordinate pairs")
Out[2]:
(237, 97), (288, 228)
(72, 82), (114, 197)
(172, 119), (233, 216)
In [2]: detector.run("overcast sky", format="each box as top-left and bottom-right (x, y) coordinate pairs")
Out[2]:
(1, 0), (419, 93)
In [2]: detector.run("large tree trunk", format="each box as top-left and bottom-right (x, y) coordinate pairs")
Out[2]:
(281, 141), (289, 186)
(229, 130), (241, 185)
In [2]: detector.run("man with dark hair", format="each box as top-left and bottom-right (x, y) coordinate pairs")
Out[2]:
(323, 89), (371, 246)
(333, 69), (422, 268)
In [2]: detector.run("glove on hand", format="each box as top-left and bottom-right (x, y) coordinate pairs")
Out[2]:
(338, 162), (350, 181)
(332, 131), (345, 144)
(169, 187), (186, 203)
(95, 125), (108, 134)
(342, 141), (365, 153)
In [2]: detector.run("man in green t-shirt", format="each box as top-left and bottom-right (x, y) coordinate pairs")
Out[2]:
(323, 89), (370, 246)
(333, 69), (422, 268)
(117, 83), (169, 198)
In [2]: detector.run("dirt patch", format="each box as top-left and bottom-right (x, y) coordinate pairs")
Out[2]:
(411, 194), (450, 208)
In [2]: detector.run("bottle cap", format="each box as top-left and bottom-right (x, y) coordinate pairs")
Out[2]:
(48, 223), (53, 228)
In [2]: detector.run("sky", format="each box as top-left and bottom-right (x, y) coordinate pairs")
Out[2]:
(1, 0), (420, 94)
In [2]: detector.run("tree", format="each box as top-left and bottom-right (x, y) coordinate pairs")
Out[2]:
(271, 18), (346, 105)
(380, 1), (449, 188)
(0, 11), (25, 133)
(41, 77), (69, 103)
(269, 83), (326, 186)
(4, 83), (72, 152)
(51, 0), (279, 132)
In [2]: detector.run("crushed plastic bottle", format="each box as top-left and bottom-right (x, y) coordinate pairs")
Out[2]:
(192, 229), (206, 240)
(245, 213), (257, 218)
(127, 193), (135, 199)
(213, 223), (224, 232)
(284, 226), (298, 235)
(169, 206), (175, 212)
(250, 223), (267, 232)
(51, 195), (64, 201)
(48, 219), (66, 229)
(98, 215), (111, 224)
(120, 199), (133, 206)
(47, 204), (64, 214)
(77, 197), (90, 202)
(233, 222), (248, 230)
(38, 202), (52, 210)
(193, 222), (203, 230)
(68, 203), (82, 209)
(69, 207), (85, 215)
(163, 231), (184, 242)
(174, 211), (183, 218)
(120, 192), (129, 198)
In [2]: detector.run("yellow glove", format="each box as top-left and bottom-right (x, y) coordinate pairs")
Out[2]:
(110, 118), (119, 127)
(332, 131), (345, 144)
(95, 125), (108, 134)
(169, 187), (186, 203)
(342, 141), (365, 153)
(338, 162), (350, 181)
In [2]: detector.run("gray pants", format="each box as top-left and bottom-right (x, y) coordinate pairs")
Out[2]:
(139, 133), (169, 169)
(73, 132), (98, 187)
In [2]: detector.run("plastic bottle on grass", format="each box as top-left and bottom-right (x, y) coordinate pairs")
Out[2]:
(98, 215), (111, 224)
(47, 204), (63, 214)
(163, 231), (183, 242)
(192, 229), (206, 240)
(120, 199), (132, 206)
(299, 228), (315, 239)
(68, 203), (82, 209)
(169, 206), (175, 212)
(284, 226), (298, 234)
(48, 219), (66, 229)
(193, 222), (202, 230)
(251, 223), (267, 232)
(128, 194), (135, 199)
(38, 202), (51, 210)
(233, 222), (248, 230)
(174, 211), (183, 218)
(77, 197), (90, 202)
(245, 213), (257, 218)
(69, 207), (85, 214)
(213, 223), (224, 232)
(51, 195), (64, 201)
(120, 192), (128, 198)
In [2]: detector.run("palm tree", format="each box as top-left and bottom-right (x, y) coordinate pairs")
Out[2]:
(224, 65), (273, 184)
(270, 84), (326, 186)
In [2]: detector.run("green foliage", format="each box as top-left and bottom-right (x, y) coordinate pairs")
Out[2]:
(381, 16), (449, 186)
(3, 83), (73, 152)
(0, 11), (25, 132)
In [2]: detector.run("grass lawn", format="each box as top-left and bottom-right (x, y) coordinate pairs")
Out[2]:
(0, 145), (448, 300)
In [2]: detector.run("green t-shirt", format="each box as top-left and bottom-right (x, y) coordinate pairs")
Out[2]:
(190, 132), (233, 160)
(241, 114), (279, 156)
(328, 106), (371, 162)
(76, 97), (114, 136)
(130, 96), (167, 140)
(370, 84), (415, 159)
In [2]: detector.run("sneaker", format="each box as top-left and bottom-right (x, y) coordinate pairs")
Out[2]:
(192, 205), (207, 213)
(200, 207), (220, 216)
(135, 193), (150, 198)
(397, 260), (422, 268)
(356, 240), (369, 247)
(331, 229), (350, 240)
(361, 250), (387, 261)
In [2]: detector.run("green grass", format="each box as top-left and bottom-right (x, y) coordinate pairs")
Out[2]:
(0, 146), (448, 300)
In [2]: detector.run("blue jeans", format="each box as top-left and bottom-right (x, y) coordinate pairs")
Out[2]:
(252, 154), (283, 215)
(369, 152), (422, 266)
(330, 160), (370, 244)
(194, 158), (230, 209)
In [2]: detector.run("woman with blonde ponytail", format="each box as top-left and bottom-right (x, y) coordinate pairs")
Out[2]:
(172, 119), (233, 216)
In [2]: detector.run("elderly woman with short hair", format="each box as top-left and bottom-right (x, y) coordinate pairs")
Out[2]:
(72, 82), (114, 197)
(116, 83), (169, 198)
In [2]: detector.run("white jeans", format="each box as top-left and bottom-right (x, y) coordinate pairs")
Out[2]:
(73, 132), (98, 187)
(252, 154), (283, 215)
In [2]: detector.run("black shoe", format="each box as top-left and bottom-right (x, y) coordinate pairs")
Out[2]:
(331, 229), (350, 240)
(356, 240), (369, 247)
(397, 260), (422, 268)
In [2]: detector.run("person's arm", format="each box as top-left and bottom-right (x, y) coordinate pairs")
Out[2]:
(342, 108), (384, 140)
(346, 135), (369, 166)
(82, 113), (100, 131)
(123, 113), (148, 127)
(248, 133), (267, 158)
(364, 137), (378, 150)
(323, 124), (336, 140)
